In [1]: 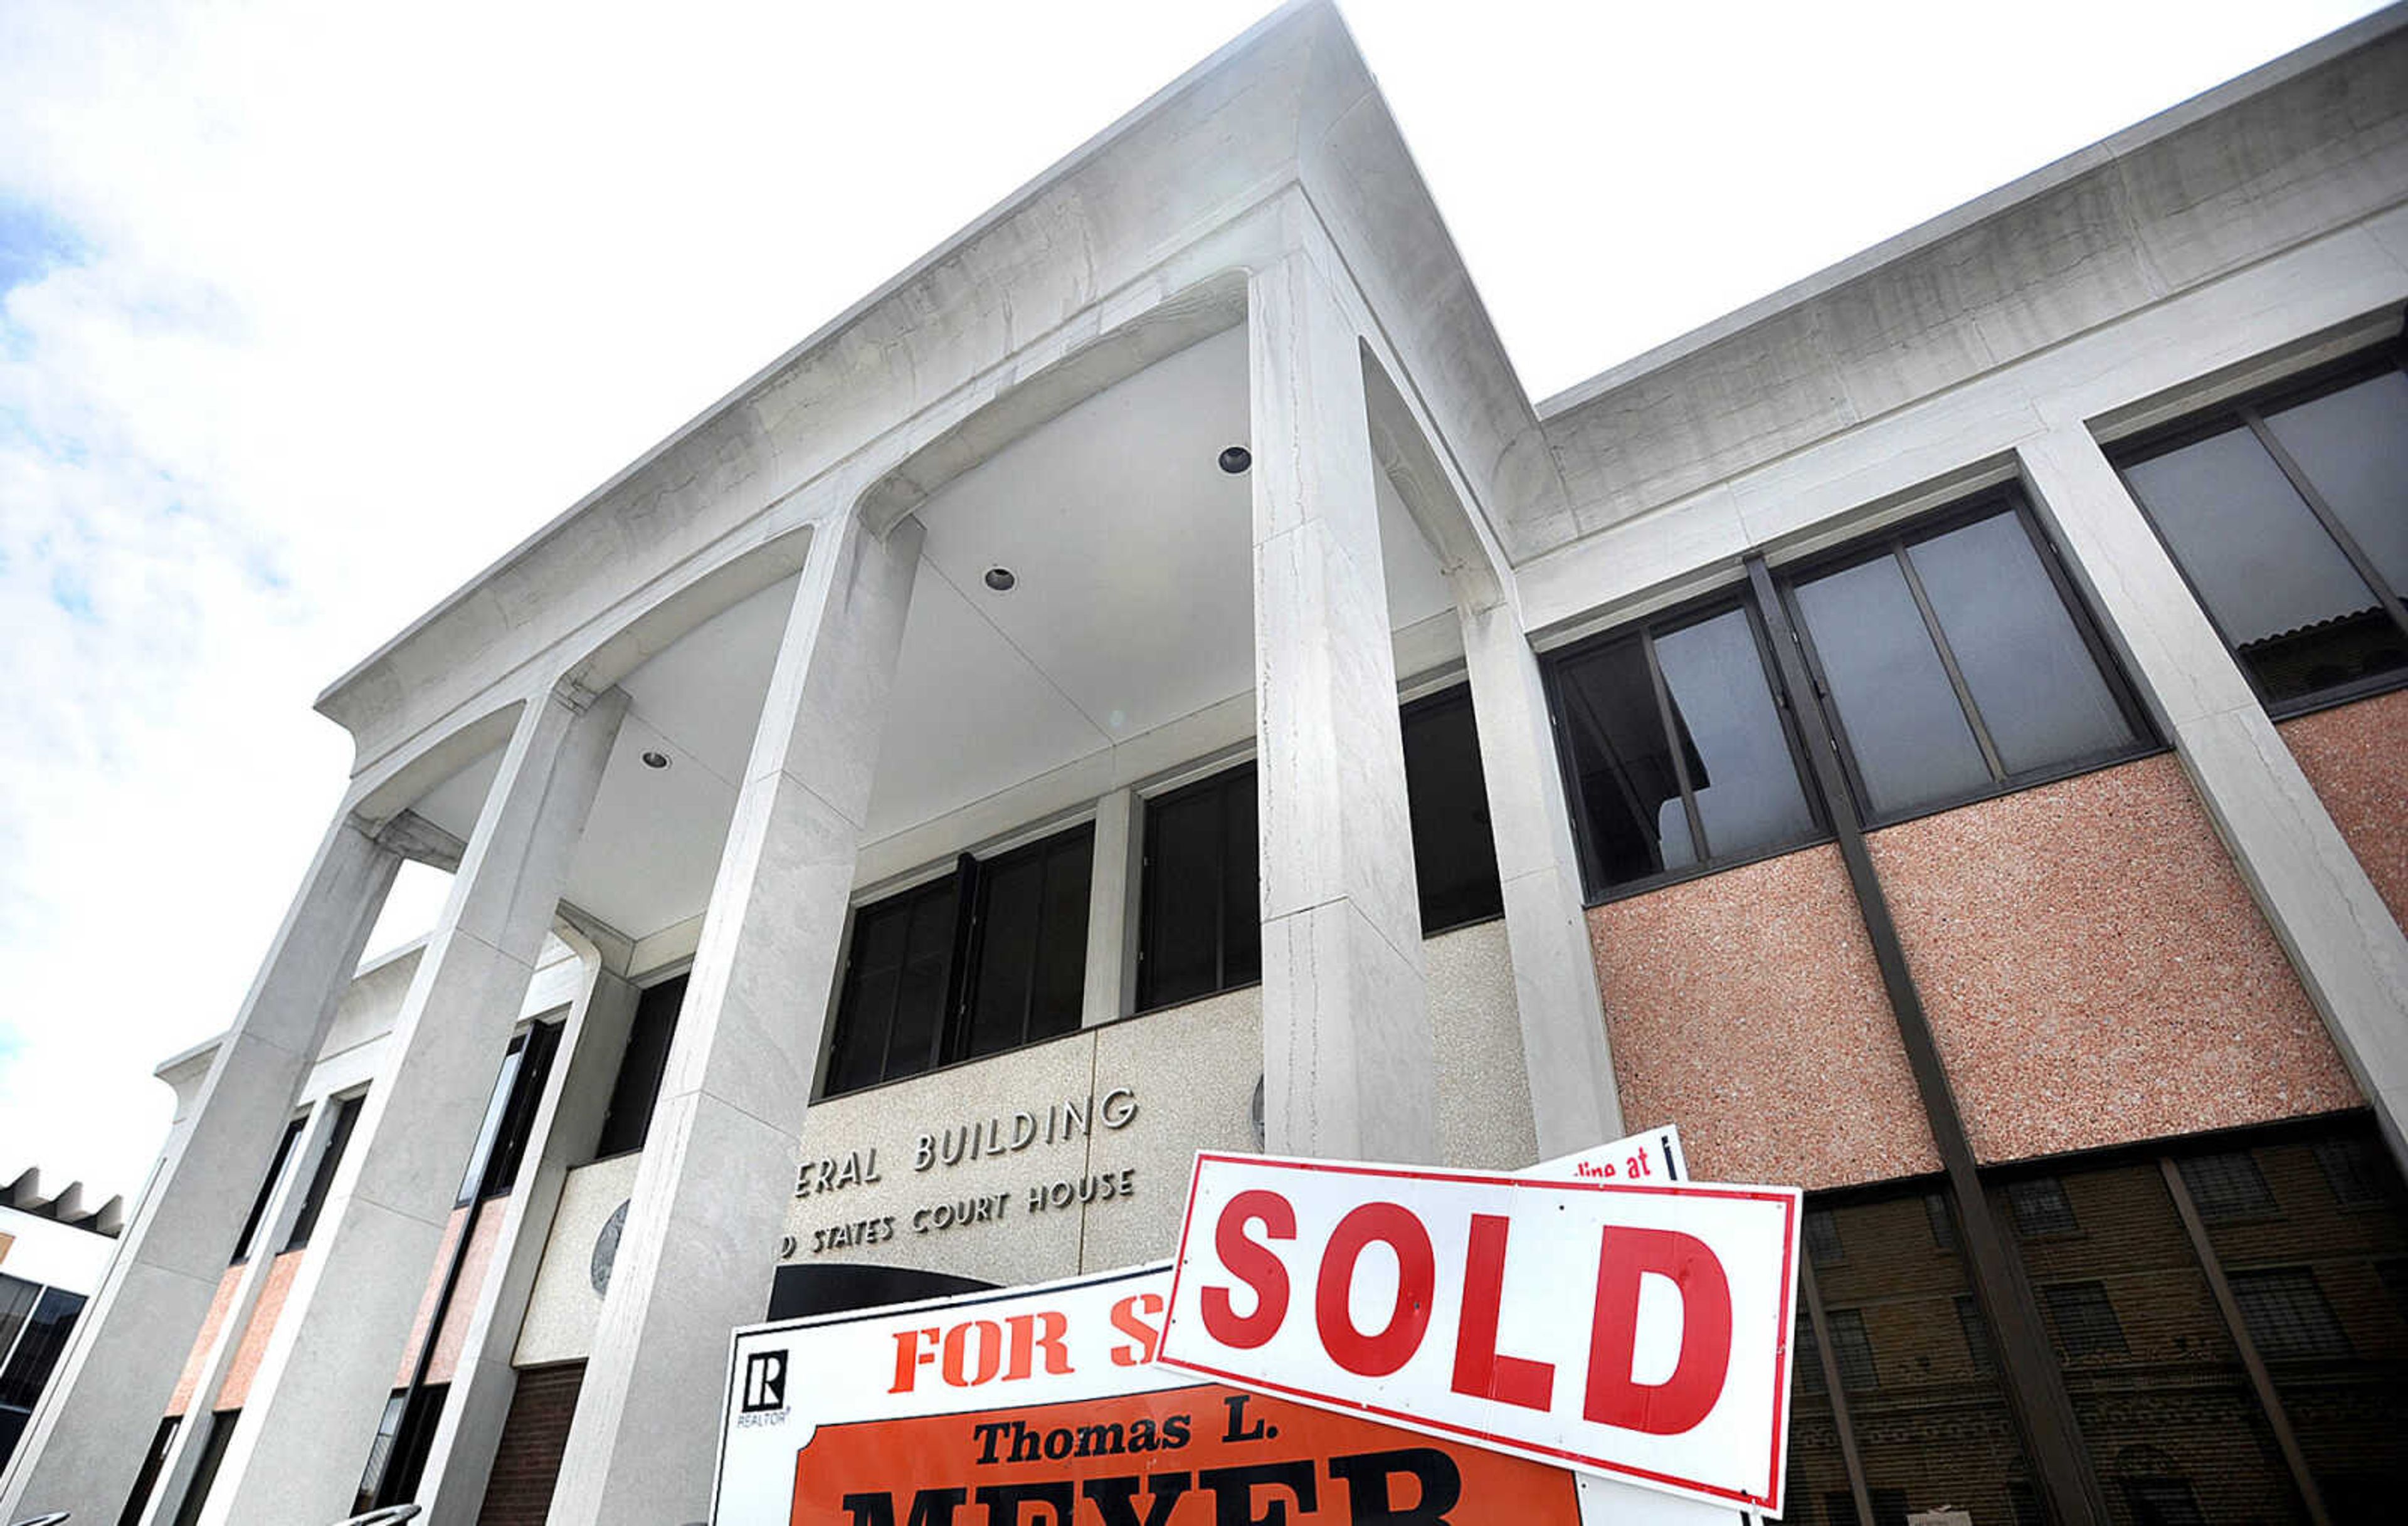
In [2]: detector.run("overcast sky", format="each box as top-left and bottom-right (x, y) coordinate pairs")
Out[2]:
(0, 0), (2385, 1202)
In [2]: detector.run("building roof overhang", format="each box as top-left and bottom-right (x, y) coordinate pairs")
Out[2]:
(311, 0), (1550, 784)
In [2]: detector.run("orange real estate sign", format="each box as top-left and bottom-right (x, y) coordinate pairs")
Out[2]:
(790, 1384), (1580, 1524)
(717, 1263), (1587, 1525)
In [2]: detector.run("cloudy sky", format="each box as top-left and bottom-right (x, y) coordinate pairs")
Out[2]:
(0, 0), (2383, 1203)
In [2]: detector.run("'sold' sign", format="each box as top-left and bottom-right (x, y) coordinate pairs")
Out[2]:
(715, 1265), (1595, 1523)
(1154, 1155), (1801, 1515)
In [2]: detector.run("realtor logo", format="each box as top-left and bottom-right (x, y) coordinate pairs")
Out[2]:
(741, 1350), (787, 1414)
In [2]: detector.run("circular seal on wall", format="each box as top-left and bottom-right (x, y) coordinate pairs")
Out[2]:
(591, 1199), (631, 1295)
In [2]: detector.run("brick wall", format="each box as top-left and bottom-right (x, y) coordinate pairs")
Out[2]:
(475, 1361), (584, 1526)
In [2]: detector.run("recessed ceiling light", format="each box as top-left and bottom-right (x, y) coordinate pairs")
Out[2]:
(640, 750), (670, 770)
(1218, 445), (1252, 475)
(984, 566), (1017, 592)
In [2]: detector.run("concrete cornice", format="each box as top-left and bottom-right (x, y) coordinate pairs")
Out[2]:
(1536, 1), (2408, 420)
(1529, 3), (2408, 559)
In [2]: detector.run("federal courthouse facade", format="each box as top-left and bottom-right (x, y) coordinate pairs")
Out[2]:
(11, 4), (2408, 1523)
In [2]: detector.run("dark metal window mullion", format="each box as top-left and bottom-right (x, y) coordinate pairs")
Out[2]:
(939, 854), (983, 1070)
(2156, 1155), (2332, 1526)
(1800, 1261), (1880, 1526)
(1746, 552), (2111, 1526)
(1775, 580), (1885, 828)
(1742, 594), (1835, 838)
(1640, 628), (1713, 863)
(2242, 406), (2408, 639)
(1893, 539), (2009, 784)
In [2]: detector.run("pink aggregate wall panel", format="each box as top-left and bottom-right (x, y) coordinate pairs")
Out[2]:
(216, 1250), (302, 1409)
(1587, 844), (1940, 1190)
(166, 1266), (244, 1416)
(1866, 755), (2360, 1164)
(393, 1203), (490, 1386)
(2278, 688), (2408, 930)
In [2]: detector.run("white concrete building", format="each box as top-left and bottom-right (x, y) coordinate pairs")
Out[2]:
(0, 1169), (122, 1476)
(8, 4), (2408, 1523)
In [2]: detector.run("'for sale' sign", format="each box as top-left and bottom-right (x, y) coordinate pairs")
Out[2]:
(714, 1264), (1605, 1523)
(1154, 1154), (1801, 1515)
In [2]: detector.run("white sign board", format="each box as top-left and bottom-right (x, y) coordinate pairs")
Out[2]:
(1154, 1153), (1802, 1515)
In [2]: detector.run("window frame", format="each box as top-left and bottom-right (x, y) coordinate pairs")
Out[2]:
(591, 971), (687, 1163)
(2108, 342), (2408, 720)
(282, 1090), (364, 1253)
(819, 819), (1099, 1100)
(1543, 586), (1831, 906)
(1398, 683), (1506, 937)
(1775, 489), (2160, 831)
(1134, 762), (1262, 1014)
(958, 821), (1097, 1059)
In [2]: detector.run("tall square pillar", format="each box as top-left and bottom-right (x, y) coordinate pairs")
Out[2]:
(197, 682), (626, 1525)
(549, 510), (922, 1526)
(2019, 427), (2408, 1168)
(1249, 248), (1435, 1164)
(1458, 596), (1625, 1155)
(0, 811), (398, 1522)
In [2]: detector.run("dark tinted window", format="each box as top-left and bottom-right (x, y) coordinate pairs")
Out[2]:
(1548, 602), (1817, 897)
(1787, 502), (2143, 820)
(2176, 1150), (2276, 1221)
(1825, 1307), (1879, 1390)
(964, 826), (1092, 1058)
(459, 1020), (559, 1203)
(171, 1410), (239, 1526)
(356, 1384), (448, 1512)
(2042, 1282), (2128, 1358)
(594, 975), (685, 1159)
(2116, 359), (2408, 710)
(1956, 1294), (1999, 1374)
(826, 873), (961, 1094)
(230, 1118), (304, 1264)
(1779, 1190), (2038, 1526)
(0, 1275), (35, 1364)
(826, 821), (1099, 1096)
(119, 1416), (182, 1526)
(0, 1286), (86, 1406)
(2229, 1269), (2350, 1360)
(2312, 1135), (2393, 1207)
(1399, 688), (1504, 934)
(2007, 1176), (2079, 1238)
(2263, 372), (2408, 593)
(284, 1093), (363, 1251)
(1138, 766), (1260, 1011)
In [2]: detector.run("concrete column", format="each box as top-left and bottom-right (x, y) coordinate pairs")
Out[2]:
(0, 813), (398, 1522)
(1458, 595), (1625, 1155)
(1248, 248), (1435, 1163)
(1082, 787), (1138, 1027)
(417, 960), (636, 1526)
(549, 510), (922, 1526)
(198, 683), (628, 1526)
(131, 1092), (346, 1526)
(2018, 428), (2408, 1167)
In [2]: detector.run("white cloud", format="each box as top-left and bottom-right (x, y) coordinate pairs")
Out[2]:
(0, 0), (2382, 1201)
